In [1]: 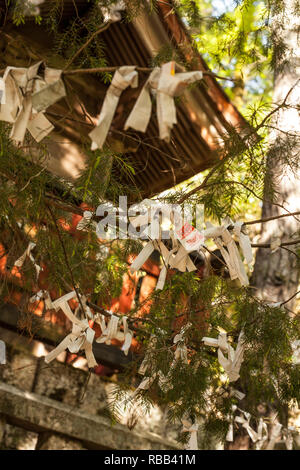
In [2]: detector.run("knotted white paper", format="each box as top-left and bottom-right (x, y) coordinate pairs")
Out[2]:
(202, 331), (245, 382)
(46, 290), (97, 368)
(125, 61), (203, 142)
(89, 66), (138, 150)
(0, 62), (65, 144)
(14, 241), (42, 279)
(30, 289), (53, 310)
(100, 0), (125, 22)
(129, 200), (202, 290)
(182, 419), (199, 450)
(95, 312), (133, 354)
(204, 219), (252, 286)
(76, 211), (98, 231)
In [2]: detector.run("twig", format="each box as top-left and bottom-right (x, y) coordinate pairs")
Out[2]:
(46, 203), (86, 316)
(245, 211), (300, 226)
(251, 239), (300, 248)
(63, 22), (112, 70)
(63, 67), (236, 81)
(280, 289), (300, 307)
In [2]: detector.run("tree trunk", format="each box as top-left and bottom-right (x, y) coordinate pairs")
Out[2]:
(251, 0), (300, 310)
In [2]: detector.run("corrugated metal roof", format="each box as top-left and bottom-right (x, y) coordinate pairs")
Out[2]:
(0, 0), (251, 197)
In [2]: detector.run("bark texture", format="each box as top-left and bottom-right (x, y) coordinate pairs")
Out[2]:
(251, 0), (300, 309)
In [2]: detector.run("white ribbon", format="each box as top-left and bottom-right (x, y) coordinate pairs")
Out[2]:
(124, 68), (160, 132)
(96, 312), (120, 345)
(100, 0), (125, 22)
(235, 410), (259, 442)
(125, 62), (203, 142)
(76, 211), (98, 231)
(291, 339), (300, 364)
(0, 62), (65, 144)
(45, 291), (97, 367)
(181, 419), (199, 450)
(129, 200), (201, 289)
(14, 241), (42, 279)
(89, 66), (138, 150)
(45, 318), (97, 368)
(29, 289), (53, 310)
(202, 331), (245, 382)
(121, 316), (133, 356)
(255, 418), (269, 450)
(204, 219), (252, 286)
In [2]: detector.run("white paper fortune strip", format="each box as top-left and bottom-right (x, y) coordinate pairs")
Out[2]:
(121, 316), (133, 356)
(76, 211), (97, 231)
(181, 419), (199, 450)
(95, 312), (133, 355)
(291, 340), (300, 364)
(204, 218), (253, 286)
(45, 290), (97, 368)
(0, 62), (65, 144)
(226, 406), (263, 444)
(100, 0), (125, 22)
(129, 200), (203, 290)
(125, 61), (203, 142)
(89, 66), (138, 150)
(202, 331), (245, 382)
(29, 289), (53, 310)
(14, 241), (42, 279)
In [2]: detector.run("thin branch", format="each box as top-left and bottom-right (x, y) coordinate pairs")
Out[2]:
(251, 239), (300, 248)
(63, 67), (236, 81)
(244, 211), (300, 226)
(46, 203), (86, 318)
(280, 289), (300, 307)
(63, 22), (112, 70)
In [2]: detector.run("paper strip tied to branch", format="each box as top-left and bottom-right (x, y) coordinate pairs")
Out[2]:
(202, 331), (245, 382)
(181, 419), (199, 451)
(45, 291), (97, 368)
(14, 241), (42, 279)
(204, 218), (253, 286)
(30, 289), (53, 310)
(95, 312), (133, 355)
(125, 61), (203, 142)
(129, 199), (203, 290)
(89, 66), (138, 150)
(0, 62), (66, 144)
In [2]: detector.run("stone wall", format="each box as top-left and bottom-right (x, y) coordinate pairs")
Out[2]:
(0, 336), (181, 450)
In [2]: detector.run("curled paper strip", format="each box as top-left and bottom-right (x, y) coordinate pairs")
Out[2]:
(125, 61), (203, 142)
(76, 211), (97, 232)
(173, 322), (191, 364)
(100, 0), (125, 22)
(96, 312), (119, 345)
(291, 339), (300, 364)
(95, 312), (133, 354)
(227, 406), (263, 444)
(129, 200), (202, 290)
(0, 62), (65, 144)
(45, 318), (97, 368)
(121, 316), (133, 356)
(235, 410), (259, 443)
(204, 219), (252, 286)
(30, 289), (53, 310)
(89, 66), (138, 150)
(181, 419), (199, 451)
(255, 418), (269, 450)
(45, 291), (97, 368)
(14, 241), (42, 279)
(202, 331), (245, 382)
